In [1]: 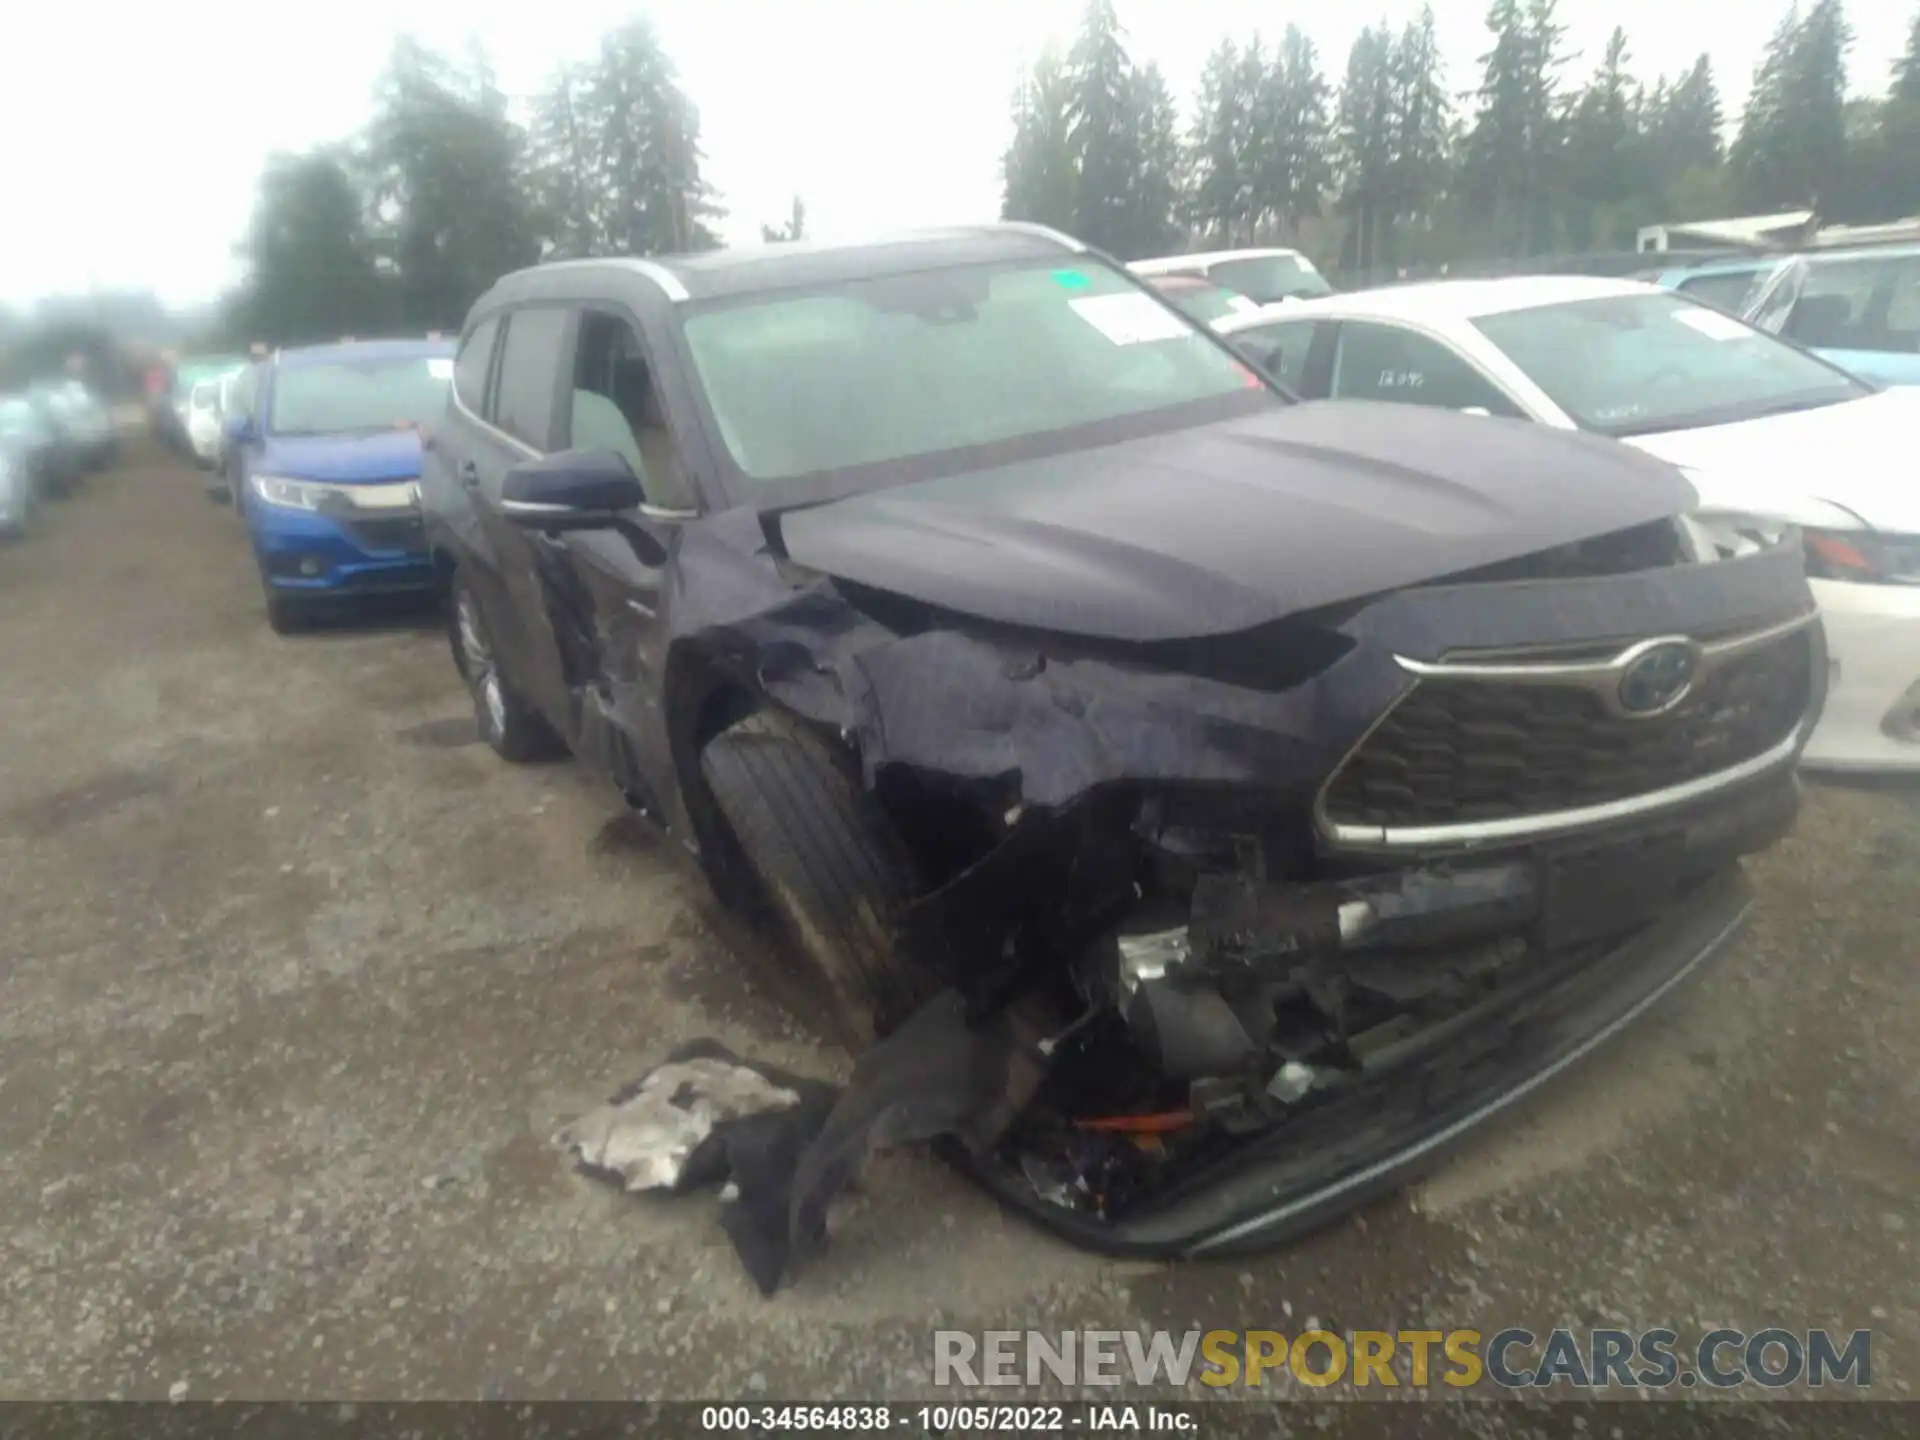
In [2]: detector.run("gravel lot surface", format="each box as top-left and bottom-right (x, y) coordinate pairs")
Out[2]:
(1, 442), (1912, 1418)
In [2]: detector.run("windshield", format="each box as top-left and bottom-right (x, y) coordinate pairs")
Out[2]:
(1151, 279), (1257, 324)
(267, 355), (453, 437)
(1471, 292), (1868, 436)
(680, 259), (1266, 486)
(1205, 255), (1333, 303)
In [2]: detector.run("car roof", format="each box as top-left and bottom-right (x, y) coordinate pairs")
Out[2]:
(273, 336), (455, 368)
(1214, 275), (1661, 332)
(484, 223), (1091, 307)
(1130, 249), (1308, 275)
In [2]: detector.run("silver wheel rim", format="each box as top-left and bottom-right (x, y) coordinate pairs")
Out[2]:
(456, 593), (507, 737)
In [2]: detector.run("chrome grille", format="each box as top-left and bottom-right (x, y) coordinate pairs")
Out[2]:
(1321, 620), (1814, 833)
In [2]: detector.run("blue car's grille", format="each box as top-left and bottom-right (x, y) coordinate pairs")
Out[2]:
(342, 515), (426, 554)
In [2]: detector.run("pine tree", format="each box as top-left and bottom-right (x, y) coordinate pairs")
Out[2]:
(1732, 1), (1851, 213)
(1131, 63), (1185, 256)
(1894, 9), (1920, 104)
(364, 36), (540, 330)
(230, 149), (388, 345)
(1564, 29), (1643, 246)
(1065, 0), (1145, 255)
(1188, 40), (1251, 243)
(1247, 26), (1334, 242)
(1002, 48), (1078, 234)
(1385, 8), (1452, 260)
(1335, 25), (1397, 271)
(1461, 0), (1545, 255)
(1877, 9), (1920, 219)
(585, 18), (725, 256)
(527, 63), (599, 258)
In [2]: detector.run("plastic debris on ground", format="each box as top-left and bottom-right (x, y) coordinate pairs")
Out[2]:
(554, 992), (1031, 1295)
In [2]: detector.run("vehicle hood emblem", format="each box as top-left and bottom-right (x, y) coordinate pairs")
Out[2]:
(1617, 641), (1699, 716)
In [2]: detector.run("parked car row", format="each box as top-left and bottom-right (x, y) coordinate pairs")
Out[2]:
(179, 224), (1887, 1265)
(0, 378), (121, 538)
(153, 354), (249, 458)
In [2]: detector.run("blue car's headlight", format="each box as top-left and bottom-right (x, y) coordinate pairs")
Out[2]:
(251, 474), (326, 510)
(250, 476), (421, 512)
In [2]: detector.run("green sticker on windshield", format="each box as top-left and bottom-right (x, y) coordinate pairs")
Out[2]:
(1052, 268), (1093, 289)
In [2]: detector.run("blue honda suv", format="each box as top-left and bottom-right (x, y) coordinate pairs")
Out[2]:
(226, 337), (454, 632)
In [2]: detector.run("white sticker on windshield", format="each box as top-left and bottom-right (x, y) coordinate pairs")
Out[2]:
(1673, 309), (1754, 342)
(426, 358), (454, 380)
(1070, 293), (1195, 345)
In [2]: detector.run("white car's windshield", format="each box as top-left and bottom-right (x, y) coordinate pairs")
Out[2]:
(1473, 292), (1868, 437)
(268, 355), (452, 437)
(681, 259), (1264, 485)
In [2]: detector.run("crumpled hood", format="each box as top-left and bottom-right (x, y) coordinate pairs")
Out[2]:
(776, 400), (1698, 641)
(1625, 387), (1920, 534)
(257, 428), (424, 484)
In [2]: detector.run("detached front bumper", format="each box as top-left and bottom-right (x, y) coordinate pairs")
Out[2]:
(957, 771), (1795, 1257)
(1801, 576), (1920, 773)
(249, 503), (435, 597)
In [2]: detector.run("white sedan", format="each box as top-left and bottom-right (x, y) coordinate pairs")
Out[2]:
(185, 378), (225, 468)
(1217, 277), (1920, 773)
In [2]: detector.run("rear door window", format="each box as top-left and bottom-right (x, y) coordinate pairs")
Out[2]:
(454, 316), (502, 417)
(1329, 322), (1526, 416)
(1786, 256), (1908, 351)
(492, 309), (571, 450)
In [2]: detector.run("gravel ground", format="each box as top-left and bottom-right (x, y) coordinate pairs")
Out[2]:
(0, 441), (1912, 1415)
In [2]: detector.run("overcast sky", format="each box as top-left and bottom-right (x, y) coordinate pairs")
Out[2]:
(2, 0), (1913, 309)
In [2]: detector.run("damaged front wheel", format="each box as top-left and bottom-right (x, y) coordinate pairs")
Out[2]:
(699, 711), (928, 1051)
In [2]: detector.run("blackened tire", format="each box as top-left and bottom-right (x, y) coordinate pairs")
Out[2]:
(699, 710), (928, 1050)
(448, 567), (563, 762)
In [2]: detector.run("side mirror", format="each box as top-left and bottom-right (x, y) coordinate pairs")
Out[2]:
(224, 414), (255, 443)
(501, 449), (645, 529)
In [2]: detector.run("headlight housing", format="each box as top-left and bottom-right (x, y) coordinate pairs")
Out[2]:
(1804, 528), (1920, 586)
(249, 475), (420, 512)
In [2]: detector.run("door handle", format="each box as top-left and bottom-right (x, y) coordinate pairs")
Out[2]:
(458, 460), (480, 490)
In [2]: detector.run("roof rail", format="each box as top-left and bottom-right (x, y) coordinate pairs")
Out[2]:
(534, 255), (691, 301)
(980, 221), (1088, 252)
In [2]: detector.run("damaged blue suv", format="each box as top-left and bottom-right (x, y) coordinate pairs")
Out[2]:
(228, 338), (454, 632)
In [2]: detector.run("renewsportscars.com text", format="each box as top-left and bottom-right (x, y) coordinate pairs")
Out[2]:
(933, 1327), (1874, 1390)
